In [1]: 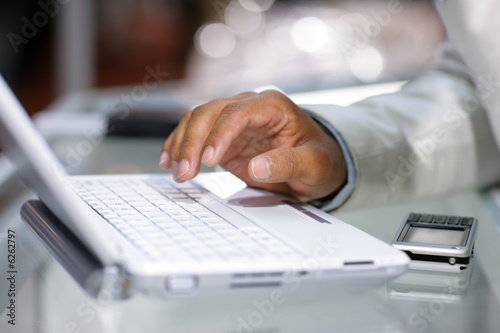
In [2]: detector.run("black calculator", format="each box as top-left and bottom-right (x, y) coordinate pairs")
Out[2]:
(391, 213), (478, 271)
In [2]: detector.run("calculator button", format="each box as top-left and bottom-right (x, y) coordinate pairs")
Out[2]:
(460, 217), (474, 226)
(432, 215), (447, 224)
(407, 213), (420, 222)
(419, 214), (434, 223)
(447, 216), (460, 225)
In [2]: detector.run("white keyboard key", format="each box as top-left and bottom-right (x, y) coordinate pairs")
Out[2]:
(72, 177), (301, 263)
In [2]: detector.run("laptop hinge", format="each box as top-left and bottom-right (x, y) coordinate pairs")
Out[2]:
(21, 200), (130, 300)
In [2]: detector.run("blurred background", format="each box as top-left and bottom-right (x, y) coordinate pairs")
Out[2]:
(0, 0), (445, 115)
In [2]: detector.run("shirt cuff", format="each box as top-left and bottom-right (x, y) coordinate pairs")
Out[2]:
(305, 111), (357, 211)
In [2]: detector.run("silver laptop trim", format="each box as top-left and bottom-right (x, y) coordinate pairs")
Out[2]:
(0, 75), (119, 265)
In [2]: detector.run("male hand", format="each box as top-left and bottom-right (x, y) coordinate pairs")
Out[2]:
(159, 90), (347, 202)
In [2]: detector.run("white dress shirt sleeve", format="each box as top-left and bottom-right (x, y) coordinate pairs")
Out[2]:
(301, 42), (500, 211)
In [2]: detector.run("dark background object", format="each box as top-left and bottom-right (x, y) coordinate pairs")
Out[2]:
(106, 109), (183, 138)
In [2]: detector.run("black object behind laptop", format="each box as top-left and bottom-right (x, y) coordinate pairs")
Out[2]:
(106, 109), (182, 138)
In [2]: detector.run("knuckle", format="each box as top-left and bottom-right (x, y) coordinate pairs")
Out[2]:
(162, 133), (172, 148)
(309, 148), (332, 182)
(179, 135), (198, 153)
(169, 145), (181, 162)
(221, 159), (244, 175)
(170, 134), (186, 158)
(162, 140), (171, 153)
(234, 91), (256, 99)
(191, 104), (209, 117)
(170, 134), (182, 149)
(278, 148), (302, 178)
(179, 111), (192, 123)
(192, 98), (238, 121)
(222, 100), (244, 115)
(206, 122), (227, 143)
(214, 102), (246, 129)
(259, 89), (284, 100)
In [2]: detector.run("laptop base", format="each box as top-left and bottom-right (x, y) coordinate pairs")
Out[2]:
(21, 200), (128, 300)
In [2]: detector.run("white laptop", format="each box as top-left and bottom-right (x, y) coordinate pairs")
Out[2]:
(0, 75), (409, 299)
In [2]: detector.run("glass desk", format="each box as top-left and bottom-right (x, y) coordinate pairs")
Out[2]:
(2, 83), (500, 332)
(2, 136), (500, 333)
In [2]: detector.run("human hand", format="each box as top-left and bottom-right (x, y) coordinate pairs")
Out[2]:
(159, 90), (347, 202)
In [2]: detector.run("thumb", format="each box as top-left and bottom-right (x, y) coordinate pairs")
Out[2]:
(249, 147), (308, 183)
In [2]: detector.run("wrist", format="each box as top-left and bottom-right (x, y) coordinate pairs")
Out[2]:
(304, 109), (356, 210)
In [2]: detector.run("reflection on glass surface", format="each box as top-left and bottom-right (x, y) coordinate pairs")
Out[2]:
(387, 264), (474, 304)
(37, 259), (405, 333)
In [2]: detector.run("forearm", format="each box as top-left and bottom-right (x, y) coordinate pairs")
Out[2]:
(303, 44), (500, 210)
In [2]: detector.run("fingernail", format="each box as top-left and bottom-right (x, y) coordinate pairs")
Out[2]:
(176, 159), (190, 180)
(251, 157), (271, 180)
(159, 151), (169, 168)
(201, 146), (215, 164)
(172, 161), (179, 178)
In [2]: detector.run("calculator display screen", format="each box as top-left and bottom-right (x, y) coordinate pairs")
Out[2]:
(404, 226), (468, 246)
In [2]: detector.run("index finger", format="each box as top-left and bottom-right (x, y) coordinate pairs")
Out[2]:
(202, 90), (293, 167)
(172, 91), (258, 181)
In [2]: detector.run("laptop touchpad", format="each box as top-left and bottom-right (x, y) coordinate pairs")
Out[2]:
(243, 206), (339, 254)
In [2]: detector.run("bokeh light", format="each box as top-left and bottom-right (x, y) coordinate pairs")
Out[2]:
(195, 23), (236, 58)
(348, 47), (384, 82)
(225, 2), (264, 36)
(239, 0), (275, 12)
(291, 17), (331, 53)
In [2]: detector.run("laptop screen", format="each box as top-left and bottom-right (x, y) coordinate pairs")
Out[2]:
(0, 75), (118, 264)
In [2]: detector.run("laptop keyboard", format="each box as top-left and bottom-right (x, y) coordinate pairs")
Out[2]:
(69, 177), (300, 263)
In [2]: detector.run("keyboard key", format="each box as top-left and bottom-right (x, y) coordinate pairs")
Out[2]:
(143, 212), (168, 220)
(72, 177), (300, 263)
